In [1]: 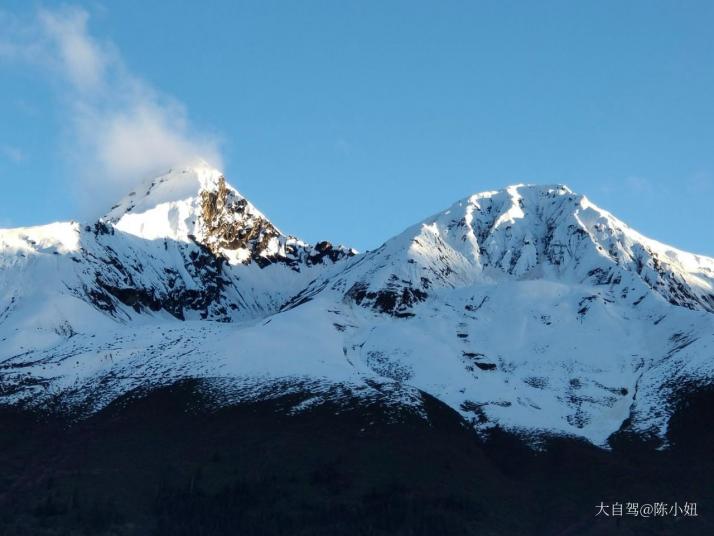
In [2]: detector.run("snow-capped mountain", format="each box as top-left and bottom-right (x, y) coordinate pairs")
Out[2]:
(0, 163), (353, 324)
(1, 166), (713, 447)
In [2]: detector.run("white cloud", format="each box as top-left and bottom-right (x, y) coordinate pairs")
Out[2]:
(37, 7), (106, 93)
(0, 5), (223, 217)
(89, 102), (221, 187)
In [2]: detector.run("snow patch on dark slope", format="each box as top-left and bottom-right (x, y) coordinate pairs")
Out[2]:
(1, 171), (713, 447)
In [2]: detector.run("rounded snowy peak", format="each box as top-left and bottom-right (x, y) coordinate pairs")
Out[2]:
(469, 183), (573, 197)
(328, 180), (714, 316)
(462, 183), (578, 206)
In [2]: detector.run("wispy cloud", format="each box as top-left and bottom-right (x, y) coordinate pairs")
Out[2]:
(686, 172), (713, 194)
(0, 144), (26, 163)
(623, 176), (654, 195)
(0, 5), (222, 216)
(38, 7), (107, 93)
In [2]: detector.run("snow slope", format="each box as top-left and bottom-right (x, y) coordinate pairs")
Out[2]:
(1, 172), (713, 446)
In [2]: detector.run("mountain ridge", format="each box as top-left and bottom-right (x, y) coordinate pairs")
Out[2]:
(1, 164), (713, 447)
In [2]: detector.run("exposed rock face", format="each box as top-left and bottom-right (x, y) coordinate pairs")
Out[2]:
(83, 226), (229, 321)
(288, 184), (714, 320)
(345, 279), (429, 317)
(198, 176), (355, 269)
(199, 176), (281, 261)
(6, 164), (355, 324)
(1, 176), (714, 449)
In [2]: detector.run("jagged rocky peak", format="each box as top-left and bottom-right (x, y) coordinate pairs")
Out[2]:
(102, 161), (354, 267)
(105, 161), (226, 221)
(198, 172), (272, 254)
(104, 161), (262, 244)
(196, 170), (286, 264)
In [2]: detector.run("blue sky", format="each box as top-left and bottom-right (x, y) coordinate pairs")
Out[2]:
(0, 1), (713, 255)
